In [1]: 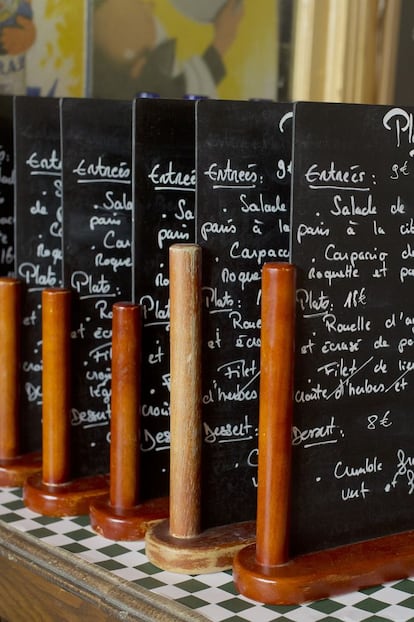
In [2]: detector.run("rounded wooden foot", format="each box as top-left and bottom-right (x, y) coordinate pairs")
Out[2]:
(145, 519), (256, 574)
(89, 495), (169, 541)
(234, 531), (414, 605)
(0, 452), (42, 487)
(23, 472), (109, 517)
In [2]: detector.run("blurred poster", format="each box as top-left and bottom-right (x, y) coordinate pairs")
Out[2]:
(90, 0), (277, 100)
(25, 0), (87, 97)
(0, 0), (36, 94)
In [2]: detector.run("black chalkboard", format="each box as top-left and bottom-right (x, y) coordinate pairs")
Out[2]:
(196, 99), (292, 529)
(290, 101), (414, 557)
(61, 98), (133, 478)
(14, 96), (62, 454)
(134, 97), (196, 500)
(0, 95), (14, 276)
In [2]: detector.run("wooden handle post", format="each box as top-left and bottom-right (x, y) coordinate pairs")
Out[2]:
(0, 278), (21, 460)
(145, 245), (256, 571)
(110, 302), (141, 509)
(255, 263), (296, 566)
(42, 288), (71, 485)
(169, 244), (202, 538)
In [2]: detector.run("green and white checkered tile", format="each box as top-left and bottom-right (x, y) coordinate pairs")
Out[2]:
(1, 487), (414, 622)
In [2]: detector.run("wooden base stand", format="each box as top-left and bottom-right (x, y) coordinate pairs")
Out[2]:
(0, 452), (42, 487)
(145, 245), (256, 574)
(90, 496), (169, 541)
(89, 302), (169, 540)
(233, 264), (414, 604)
(23, 289), (109, 517)
(146, 519), (256, 574)
(234, 530), (414, 604)
(23, 472), (109, 517)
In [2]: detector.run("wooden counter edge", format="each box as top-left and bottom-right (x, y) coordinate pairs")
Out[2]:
(0, 519), (208, 622)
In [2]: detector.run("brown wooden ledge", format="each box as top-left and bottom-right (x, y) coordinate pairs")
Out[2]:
(0, 520), (207, 622)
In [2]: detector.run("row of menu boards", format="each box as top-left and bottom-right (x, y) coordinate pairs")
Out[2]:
(1, 95), (413, 556)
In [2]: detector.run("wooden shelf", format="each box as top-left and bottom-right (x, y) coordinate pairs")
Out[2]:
(0, 520), (207, 622)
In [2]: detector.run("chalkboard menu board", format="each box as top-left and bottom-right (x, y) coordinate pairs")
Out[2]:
(0, 95), (14, 276)
(14, 96), (62, 454)
(61, 98), (133, 478)
(134, 98), (196, 500)
(196, 99), (292, 529)
(290, 102), (414, 556)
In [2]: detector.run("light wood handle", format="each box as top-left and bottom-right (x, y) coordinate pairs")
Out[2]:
(169, 244), (202, 538)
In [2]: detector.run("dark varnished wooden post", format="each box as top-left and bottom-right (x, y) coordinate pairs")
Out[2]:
(234, 263), (296, 599)
(89, 302), (168, 540)
(255, 263), (295, 567)
(110, 302), (141, 509)
(24, 289), (108, 516)
(145, 244), (255, 574)
(0, 277), (41, 485)
(0, 278), (21, 462)
(42, 288), (71, 485)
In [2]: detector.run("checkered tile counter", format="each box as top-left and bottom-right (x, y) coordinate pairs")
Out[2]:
(1, 488), (414, 622)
